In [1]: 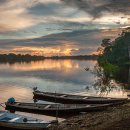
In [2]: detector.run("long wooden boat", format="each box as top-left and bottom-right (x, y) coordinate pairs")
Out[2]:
(33, 91), (128, 104)
(0, 111), (51, 130)
(5, 102), (110, 117)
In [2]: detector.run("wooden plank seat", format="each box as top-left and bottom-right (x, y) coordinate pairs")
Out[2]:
(9, 117), (21, 122)
(44, 105), (51, 109)
(0, 113), (4, 117)
(83, 97), (89, 99)
(60, 95), (67, 97)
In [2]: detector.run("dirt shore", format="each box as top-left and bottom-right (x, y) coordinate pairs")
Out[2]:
(49, 102), (130, 130)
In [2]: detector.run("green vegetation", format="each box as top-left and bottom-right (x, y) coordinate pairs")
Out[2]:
(97, 27), (130, 86)
(99, 28), (130, 66)
(98, 56), (119, 77)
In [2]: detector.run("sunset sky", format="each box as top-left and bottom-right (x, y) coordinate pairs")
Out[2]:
(0, 0), (130, 56)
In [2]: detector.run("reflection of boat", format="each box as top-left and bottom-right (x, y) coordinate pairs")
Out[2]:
(33, 91), (128, 104)
(0, 111), (51, 130)
(5, 102), (110, 117)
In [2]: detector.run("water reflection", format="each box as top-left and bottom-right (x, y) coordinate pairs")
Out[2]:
(92, 64), (130, 97)
(0, 59), (128, 105)
(0, 60), (96, 100)
(0, 85), (32, 102)
(9, 60), (79, 71)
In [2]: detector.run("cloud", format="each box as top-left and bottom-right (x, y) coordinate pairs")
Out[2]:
(0, 0), (38, 32)
(61, 0), (130, 18)
(0, 28), (122, 55)
(0, 0), (83, 33)
(0, 0), (8, 3)
(0, 0), (129, 40)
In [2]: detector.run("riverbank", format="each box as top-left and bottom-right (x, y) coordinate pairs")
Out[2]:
(49, 102), (130, 130)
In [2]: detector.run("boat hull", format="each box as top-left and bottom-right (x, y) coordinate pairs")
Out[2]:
(0, 111), (50, 130)
(5, 103), (109, 118)
(33, 91), (128, 104)
(0, 122), (49, 130)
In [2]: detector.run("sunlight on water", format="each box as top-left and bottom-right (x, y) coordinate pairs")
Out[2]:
(10, 60), (79, 71)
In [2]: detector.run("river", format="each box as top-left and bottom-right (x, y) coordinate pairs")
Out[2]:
(0, 59), (128, 121)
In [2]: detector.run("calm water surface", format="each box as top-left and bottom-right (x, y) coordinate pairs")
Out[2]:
(0, 59), (128, 120)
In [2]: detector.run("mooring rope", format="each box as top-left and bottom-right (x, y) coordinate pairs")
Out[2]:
(0, 103), (5, 108)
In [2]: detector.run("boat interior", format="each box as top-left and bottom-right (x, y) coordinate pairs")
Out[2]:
(0, 111), (46, 123)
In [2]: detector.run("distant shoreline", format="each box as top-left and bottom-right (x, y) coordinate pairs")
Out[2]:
(0, 54), (98, 64)
(46, 55), (98, 60)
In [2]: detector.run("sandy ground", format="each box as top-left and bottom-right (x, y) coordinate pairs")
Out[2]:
(49, 102), (130, 130)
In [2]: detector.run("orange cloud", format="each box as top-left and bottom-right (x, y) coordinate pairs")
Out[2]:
(12, 46), (79, 56)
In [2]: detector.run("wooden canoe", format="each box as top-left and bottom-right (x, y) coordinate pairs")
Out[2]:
(33, 91), (128, 104)
(0, 111), (51, 130)
(5, 102), (110, 117)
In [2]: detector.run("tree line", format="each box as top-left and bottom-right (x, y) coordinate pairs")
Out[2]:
(0, 53), (45, 63)
(0, 53), (98, 64)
